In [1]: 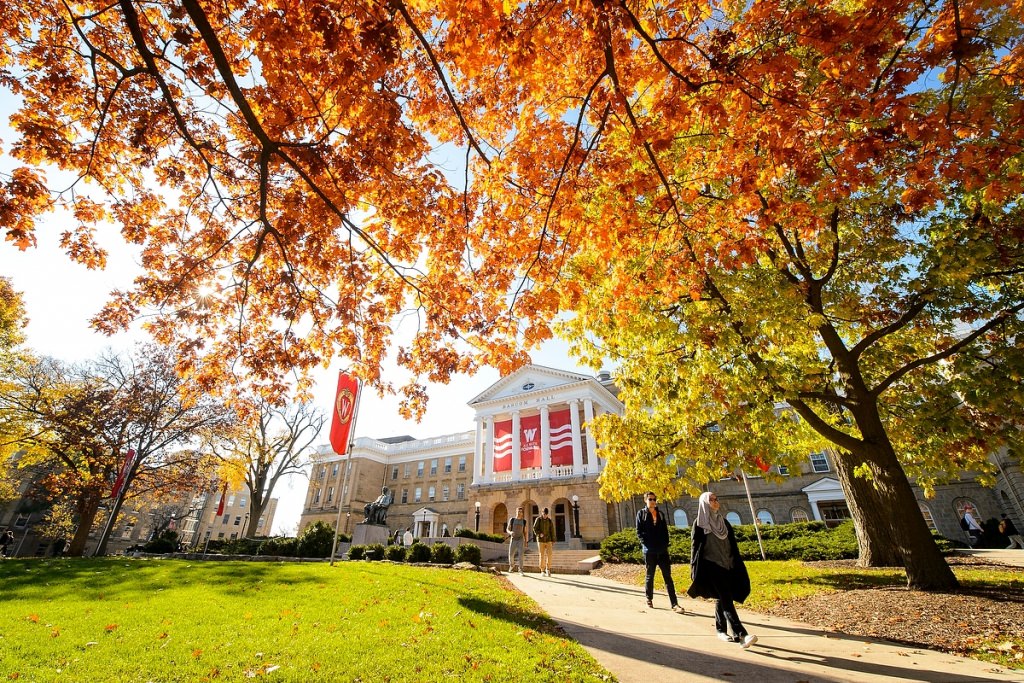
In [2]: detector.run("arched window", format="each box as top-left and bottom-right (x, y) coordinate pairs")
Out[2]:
(673, 509), (688, 527)
(492, 503), (508, 536)
(918, 503), (937, 531)
(725, 511), (742, 525)
(756, 509), (775, 525)
(790, 508), (809, 523)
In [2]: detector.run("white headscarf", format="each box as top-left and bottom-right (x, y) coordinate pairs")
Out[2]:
(696, 491), (729, 540)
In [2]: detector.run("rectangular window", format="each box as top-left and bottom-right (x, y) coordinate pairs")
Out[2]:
(234, 516), (241, 526)
(227, 494), (236, 507)
(314, 488), (321, 504)
(222, 513), (229, 524)
(417, 461), (424, 477)
(401, 489), (408, 504)
(777, 465), (789, 476)
(239, 496), (247, 508)
(318, 466), (325, 480)
(404, 464), (411, 478)
(327, 486), (334, 503)
(456, 483), (465, 500)
(331, 463), (339, 477)
(442, 485), (450, 501)
(809, 452), (830, 473)
(122, 523), (134, 539)
(430, 459), (438, 476)
(230, 532), (238, 540)
(391, 466), (399, 480)
(414, 487), (422, 503)
(217, 532), (225, 539)
(14, 514), (28, 528)
(428, 486), (436, 502)
(458, 456), (466, 472)
(444, 457), (452, 473)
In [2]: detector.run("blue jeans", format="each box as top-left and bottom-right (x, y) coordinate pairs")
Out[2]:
(643, 548), (678, 606)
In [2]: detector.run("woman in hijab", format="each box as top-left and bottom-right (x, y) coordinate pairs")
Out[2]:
(686, 491), (757, 648)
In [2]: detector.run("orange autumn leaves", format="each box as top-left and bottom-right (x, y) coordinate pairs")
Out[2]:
(1, 0), (1021, 410)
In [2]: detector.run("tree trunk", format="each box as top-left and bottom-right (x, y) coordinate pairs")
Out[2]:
(834, 438), (959, 590)
(68, 495), (101, 556)
(93, 485), (129, 557)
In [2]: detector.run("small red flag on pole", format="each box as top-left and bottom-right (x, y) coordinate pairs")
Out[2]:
(329, 371), (360, 455)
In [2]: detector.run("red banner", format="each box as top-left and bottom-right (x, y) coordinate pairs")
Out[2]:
(520, 414), (541, 469)
(493, 419), (512, 472)
(110, 449), (136, 498)
(216, 484), (227, 516)
(329, 371), (360, 455)
(549, 409), (573, 466)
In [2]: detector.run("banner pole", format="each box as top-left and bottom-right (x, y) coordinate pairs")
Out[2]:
(330, 374), (362, 567)
(740, 468), (767, 560)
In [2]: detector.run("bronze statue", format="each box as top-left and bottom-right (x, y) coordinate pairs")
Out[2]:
(363, 486), (393, 525)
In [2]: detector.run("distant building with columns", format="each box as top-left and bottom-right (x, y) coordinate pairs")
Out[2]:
(297, 365), (1024, 548)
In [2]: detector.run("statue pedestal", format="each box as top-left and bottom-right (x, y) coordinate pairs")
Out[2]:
(351, 523), (390, 547)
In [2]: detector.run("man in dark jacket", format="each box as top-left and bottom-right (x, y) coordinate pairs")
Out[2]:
(635, 492), (683, 612)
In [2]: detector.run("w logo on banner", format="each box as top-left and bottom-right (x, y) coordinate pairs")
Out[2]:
(523, 428), (538, 442)
(520, 415), (541, 468)
(329, 371), (360, 455)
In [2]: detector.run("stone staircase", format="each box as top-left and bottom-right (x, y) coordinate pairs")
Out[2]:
(486, 548), (602, 575)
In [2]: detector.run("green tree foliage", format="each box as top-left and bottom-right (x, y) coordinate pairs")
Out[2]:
(296, 521), (335, 558)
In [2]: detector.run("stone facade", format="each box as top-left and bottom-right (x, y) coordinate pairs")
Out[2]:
(297, 364), (1024, 548)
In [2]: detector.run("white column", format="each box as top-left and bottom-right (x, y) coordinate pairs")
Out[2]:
(483, 416), (494, 484)
(511, 411), (521, 481)
(540, 404), (551, 478)
(570, 400), (583, 475)
(583, 398), (597, 473)
(473, 418), (483, 485)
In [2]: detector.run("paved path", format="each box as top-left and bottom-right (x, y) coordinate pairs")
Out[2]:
(504, 571), (1024, 683)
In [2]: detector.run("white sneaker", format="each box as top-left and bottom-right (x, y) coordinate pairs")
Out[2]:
(741, 634), (757, 649)
(717, 632), (734, 642)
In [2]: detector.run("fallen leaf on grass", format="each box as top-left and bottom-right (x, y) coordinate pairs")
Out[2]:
(105, 624), (118, 633)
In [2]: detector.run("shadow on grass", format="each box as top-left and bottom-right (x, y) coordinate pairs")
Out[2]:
(456, 594), (570, 637)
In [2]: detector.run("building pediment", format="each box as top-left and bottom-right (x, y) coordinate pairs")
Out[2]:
(802, 477), (842, 494)
(468, 364), (593, 405)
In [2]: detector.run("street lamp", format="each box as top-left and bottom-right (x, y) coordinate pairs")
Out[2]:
(474, 501), (481, 532)
(571, 495), (581, 539)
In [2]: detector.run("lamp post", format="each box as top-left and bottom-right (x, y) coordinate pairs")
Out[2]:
(474, 501), (481, 532)
(571, 495), (581, 539)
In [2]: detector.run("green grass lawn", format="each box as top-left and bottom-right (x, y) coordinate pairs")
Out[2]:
(0, 558), (613, 682)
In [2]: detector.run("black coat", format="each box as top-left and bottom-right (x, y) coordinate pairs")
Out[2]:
(686, 522), (751, 604)
(636, 506), (670, 553)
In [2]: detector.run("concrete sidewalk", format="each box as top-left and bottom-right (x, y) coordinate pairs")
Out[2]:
(504, 571), (1024, 683)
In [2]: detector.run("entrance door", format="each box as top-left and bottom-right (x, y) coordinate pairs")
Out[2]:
(554, 502), (567, 542)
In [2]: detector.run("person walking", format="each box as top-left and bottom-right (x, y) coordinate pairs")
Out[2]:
(635, 492), (683, 613)
(687, 491), (757, 648)
(0, 529), (14, 558)
(961, 505), (983, 545)
(507, 507), (528, 575)
(533, 507), (556, 576)
(1000, 514), (1024, 549)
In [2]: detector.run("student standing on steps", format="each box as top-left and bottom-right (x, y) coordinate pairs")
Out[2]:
(507, 507), (528, 575)
(635, 492), (684, 613)
(687, 491), (757, 648)
(534, 507), (556, 576)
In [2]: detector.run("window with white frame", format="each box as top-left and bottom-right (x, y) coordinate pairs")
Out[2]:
(756, 509), (775, 525)
(239, 496), (247, 508)
(444, 457), (452, 473)
(428, 486), (436, 502)
(417, 461), (424, 477)
(725, 511), (742, 525)
(777, 464), (789, 476)
(442, 485), (450, 501)
(401, 489), (408, 504)
(404, 463), (411, 478)
(313, 489), (321, 504)
(332, 463), (339, 477)
(790, 508), (809, 523)
(414, 487), (422, 503)
(919, 503), (938, 531)
(391, 466), (399, 480)
(458, 455), (466, 472)
(456, 483), (465, 500)
(809, 452), (830, 473)
(430, 459), (438, 476)
(327, 486), (334, 503)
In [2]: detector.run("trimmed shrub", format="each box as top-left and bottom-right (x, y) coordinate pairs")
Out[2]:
(297, 521), (335, 558)
(384, 544), (407, 562)
(347, 545), (366, 560)
(258, 536), (298, 557)
(407, 541), (432, 563)
(454, 528), (506, 544)
(365, 543), (386, 561)
(142, 530), (179, 554)
(454, 543), (482, 565)
(431, 542), (455, 564)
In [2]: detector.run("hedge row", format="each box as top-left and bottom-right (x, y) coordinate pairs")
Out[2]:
(454, 528), (506, 544)
(348, 541), (482, 566)
(600, 520), (960, 563)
